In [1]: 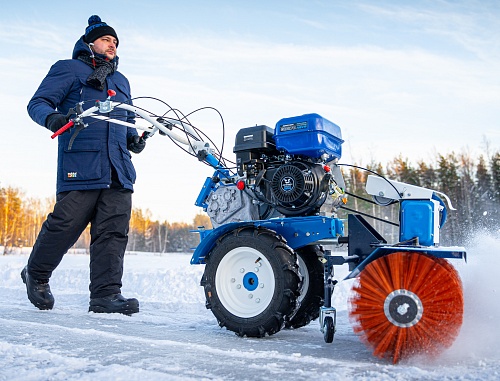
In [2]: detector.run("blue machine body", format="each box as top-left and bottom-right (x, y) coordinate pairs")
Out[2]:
(191, 113), (466, 280)
(191, 213), (466, 279)
(274, 113), (343, 161)
(191, 215), (345, 265)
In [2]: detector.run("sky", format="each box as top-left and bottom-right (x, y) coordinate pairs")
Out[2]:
(0, 0), (499, 222)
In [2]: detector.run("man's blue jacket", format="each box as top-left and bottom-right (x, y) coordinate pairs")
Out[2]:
(28, 37), (138, 194)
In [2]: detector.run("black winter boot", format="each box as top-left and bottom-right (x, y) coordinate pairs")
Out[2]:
(89, 293), (139, 315)
(21, 266), (54, 310)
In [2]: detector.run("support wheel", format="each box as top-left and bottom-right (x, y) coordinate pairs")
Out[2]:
(201, 226), (300, 337)
(348, 251), (463, 363)
(286, 245), (325, 329)
(323, 316), (335, 343)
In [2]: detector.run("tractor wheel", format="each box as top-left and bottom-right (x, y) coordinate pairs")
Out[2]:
(201, 227), (300, 337)
(286, 245), (325, 329)
(348, 251), (463, 363)
(323, 316), (335, 343)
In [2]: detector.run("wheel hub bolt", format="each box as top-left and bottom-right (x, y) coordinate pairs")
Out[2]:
(397, 303), (410, 315)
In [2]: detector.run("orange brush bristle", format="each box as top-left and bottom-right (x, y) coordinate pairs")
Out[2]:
(348, 251), (463, 363)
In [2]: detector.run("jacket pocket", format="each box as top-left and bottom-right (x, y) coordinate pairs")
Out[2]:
(114, 82), (129, 98)
(62, 139), (102, 181)
(119, 144), (136, 184)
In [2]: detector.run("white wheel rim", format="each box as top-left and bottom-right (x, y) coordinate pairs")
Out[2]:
(216, 246), (276, 318)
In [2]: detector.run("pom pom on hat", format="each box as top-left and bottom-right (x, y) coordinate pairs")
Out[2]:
(84, 15), (119, 46)
(88, 15), (102, 25)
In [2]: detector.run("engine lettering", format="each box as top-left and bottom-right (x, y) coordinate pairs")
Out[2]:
(279, 121), (308, 132)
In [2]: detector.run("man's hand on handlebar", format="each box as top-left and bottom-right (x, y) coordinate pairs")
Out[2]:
(127, 135), (146, 154)
(46, 113), (69, 133)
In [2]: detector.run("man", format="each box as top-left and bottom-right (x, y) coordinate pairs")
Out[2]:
(22, 15), (145, 315)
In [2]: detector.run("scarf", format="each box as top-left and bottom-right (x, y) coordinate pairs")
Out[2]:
(77, 53), (118, 91)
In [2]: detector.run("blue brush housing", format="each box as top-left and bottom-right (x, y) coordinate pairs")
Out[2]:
(274, 113), (343, 161)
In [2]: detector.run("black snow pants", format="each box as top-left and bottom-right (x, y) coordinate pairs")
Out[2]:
(27, 186), (132, 299)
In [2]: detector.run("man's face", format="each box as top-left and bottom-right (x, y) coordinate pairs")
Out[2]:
(91, 35), (117, 60)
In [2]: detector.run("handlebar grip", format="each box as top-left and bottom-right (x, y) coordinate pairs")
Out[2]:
(51, 120), (74, 139)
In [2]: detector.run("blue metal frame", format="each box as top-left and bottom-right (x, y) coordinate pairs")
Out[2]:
(190, 215), (345, 264)
(194, 153), (231, 209)
(344, 245), (466, 280)
(191, 213), (466, 283)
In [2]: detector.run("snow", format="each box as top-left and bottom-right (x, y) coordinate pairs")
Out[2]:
(1, 232), (500, 380)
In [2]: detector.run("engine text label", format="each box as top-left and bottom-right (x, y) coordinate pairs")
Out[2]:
(279, 121), (308, 132)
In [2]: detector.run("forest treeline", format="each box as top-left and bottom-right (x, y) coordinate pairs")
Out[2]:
(338, 150), (500, 246)
(1, 150), (499, 254)
(0, 190), (211, 254)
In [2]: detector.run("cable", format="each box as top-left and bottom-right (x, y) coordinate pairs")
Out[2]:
(338, 163), (402, 198)
(129, 97), (235, 170)
(339, 205), (399, 227)
(333, 163), (402, 227)
(344, 191), (379, 205)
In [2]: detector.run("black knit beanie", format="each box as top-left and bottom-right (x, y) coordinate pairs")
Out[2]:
(84, 15), (119, 47)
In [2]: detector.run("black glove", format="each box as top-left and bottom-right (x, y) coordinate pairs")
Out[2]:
(45, 113), (69, 133)
(127, 135), (146, 154)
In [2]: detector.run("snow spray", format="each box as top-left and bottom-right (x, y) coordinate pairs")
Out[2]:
(448, 230), (500, 360)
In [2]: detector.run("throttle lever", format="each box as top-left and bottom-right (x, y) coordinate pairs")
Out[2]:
(141, 131), (152, 140)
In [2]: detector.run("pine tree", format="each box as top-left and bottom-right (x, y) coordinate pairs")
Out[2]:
(475, 155), (493, 230)
(490, 152), (500, 226)
(436, 153), (460, 245)
(388, 155), (419, 185)
(416, 160), (436, 189)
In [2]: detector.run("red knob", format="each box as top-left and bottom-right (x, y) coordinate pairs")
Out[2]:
(236, 180), (245, 190)
(107, 89), (116, 97)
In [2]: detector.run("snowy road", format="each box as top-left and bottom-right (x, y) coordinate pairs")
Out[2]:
(1, 232), (500, 380)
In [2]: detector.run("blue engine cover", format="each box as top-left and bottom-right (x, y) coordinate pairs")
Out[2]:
(274, 113), (343, 161)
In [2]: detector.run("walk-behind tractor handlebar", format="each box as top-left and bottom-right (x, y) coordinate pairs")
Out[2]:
(51, 91), (466, 364)
(51, 90), (216, 162)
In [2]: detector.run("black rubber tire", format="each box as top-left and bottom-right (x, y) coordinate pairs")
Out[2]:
(286, 245), (325, 329)
(323, 316), (335, 343)
(201, 226), (300, 338)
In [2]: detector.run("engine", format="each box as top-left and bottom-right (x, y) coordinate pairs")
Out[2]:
(248, 157), (332, 217)
(205, 113), (345, 227)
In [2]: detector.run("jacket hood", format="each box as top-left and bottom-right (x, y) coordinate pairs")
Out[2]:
(72, 36), (93, 59)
